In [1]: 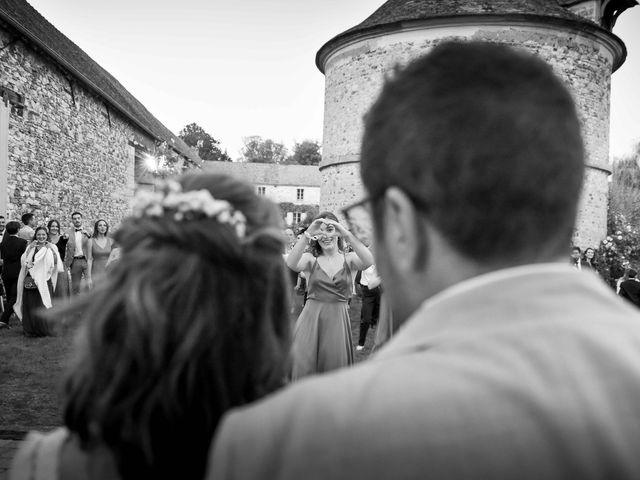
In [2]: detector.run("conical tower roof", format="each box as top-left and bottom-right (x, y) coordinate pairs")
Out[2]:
(316, 0), (604, 72)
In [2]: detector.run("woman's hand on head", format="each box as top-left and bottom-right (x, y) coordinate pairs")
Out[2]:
(305, 219), (326, 238)
(321, 219), (349, 237)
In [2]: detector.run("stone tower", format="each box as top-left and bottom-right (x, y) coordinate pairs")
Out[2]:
(316, 0), (637, 249)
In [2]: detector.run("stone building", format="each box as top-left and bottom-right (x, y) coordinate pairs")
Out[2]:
(204, 161), (321, 226)
(316, 0), (637, 249)
(0, 0), (199, 229)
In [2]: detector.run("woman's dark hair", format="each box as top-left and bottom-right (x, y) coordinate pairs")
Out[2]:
(93, 219), (110, 237)
(47, 219), (60, 232)
(309, 211), (344, 257)
(62, 173), (291, 480)
(583, 247), (597, 267)
(32, 226), (48, 241)
(5, 221), (20, 235)
(21, 212), (34, 225)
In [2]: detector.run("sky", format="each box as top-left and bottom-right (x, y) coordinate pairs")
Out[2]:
(24, 0), (640, 161)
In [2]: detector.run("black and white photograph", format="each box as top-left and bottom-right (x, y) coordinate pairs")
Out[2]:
(1, 1), (640, 479)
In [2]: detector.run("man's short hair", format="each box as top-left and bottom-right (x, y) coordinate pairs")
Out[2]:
(21, 213), (34, 225)
(629, 269), (637, 279)
(361, 41), (584, 264)
(6, 221), (20, 235)
(572, 247), (581, 253)
(71, 211), (83, 218)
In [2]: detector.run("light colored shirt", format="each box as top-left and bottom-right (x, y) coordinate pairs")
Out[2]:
(74, 230), (84, 257)
(360, 264), (380, 288)
(17, 225), (34, 242)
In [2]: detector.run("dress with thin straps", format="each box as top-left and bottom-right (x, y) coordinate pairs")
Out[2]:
(291, 255), (354, 379)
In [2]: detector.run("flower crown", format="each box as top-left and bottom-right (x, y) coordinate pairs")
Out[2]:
(132, 180), (247, 238)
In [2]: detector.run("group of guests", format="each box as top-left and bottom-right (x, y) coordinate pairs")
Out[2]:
(0, 211), (115, 335)
(9, 41), (640, 480)
(616, 264), (640, 307)
(569, 245), (598, 271)
(569, 245), (640, 308)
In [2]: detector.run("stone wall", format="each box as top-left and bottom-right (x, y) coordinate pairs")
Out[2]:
(0, 25), (152, 230)
(320, 23), (617, 249)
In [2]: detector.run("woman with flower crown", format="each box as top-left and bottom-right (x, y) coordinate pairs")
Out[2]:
(286, 211), (373, 379)
(11, 173), (292, 480)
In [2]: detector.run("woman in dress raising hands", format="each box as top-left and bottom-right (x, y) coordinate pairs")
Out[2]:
(286, 212), (373, 379)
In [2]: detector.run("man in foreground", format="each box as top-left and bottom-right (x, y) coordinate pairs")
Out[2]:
(208, 42), (640, 479)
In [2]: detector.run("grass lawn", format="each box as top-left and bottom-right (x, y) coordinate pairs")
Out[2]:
(0, 323), (75, 432)
(0, 295), (375, 434)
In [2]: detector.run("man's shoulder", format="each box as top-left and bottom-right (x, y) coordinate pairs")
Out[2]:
(621, 279), (640, 288)
(1, 236), (26, 248)
(210, 363), (395, 478)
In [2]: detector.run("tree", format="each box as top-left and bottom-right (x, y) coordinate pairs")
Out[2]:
(241, 136), (288, 164)
(609, 153), (640, 225)
(287, 140), (322, 166)
(179, 123), (231, 162)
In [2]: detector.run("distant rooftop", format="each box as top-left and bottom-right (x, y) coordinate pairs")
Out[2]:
(0, 0), (199, 164)
(203, 161), (321, 187)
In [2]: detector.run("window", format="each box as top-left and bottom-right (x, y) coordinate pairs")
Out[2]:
(292, 212), (302, 224)
(296, 188), (304, 201)
(134, 147), (154, 187)
(0, 86), (25, 116)
(257, 186), (266, 196)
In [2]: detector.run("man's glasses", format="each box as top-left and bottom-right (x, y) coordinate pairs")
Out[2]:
(340, 189), (430, 247)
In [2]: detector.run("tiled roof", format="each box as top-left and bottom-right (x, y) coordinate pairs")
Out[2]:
(203, 161), (321, 187)
(317, 0), (593, 71)
(0, 0), (199, 164)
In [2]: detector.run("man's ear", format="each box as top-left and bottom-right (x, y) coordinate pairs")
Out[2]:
(382, 187), (425, 273)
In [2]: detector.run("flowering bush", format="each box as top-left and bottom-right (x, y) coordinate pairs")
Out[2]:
(597, 213), (640, 287)
(596, 154), (640, 287)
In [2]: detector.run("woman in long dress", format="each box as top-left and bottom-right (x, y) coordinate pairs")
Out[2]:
(14, 226), (63, 336)
(286, 211), (373, 379)
(88, 219), (114, 286)
(47, 219), (70, 300)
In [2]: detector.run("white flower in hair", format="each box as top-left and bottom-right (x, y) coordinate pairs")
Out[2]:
(232, 211), (247, 238)
(133, 190), (164, 217)
(131, 180), (248, 238)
